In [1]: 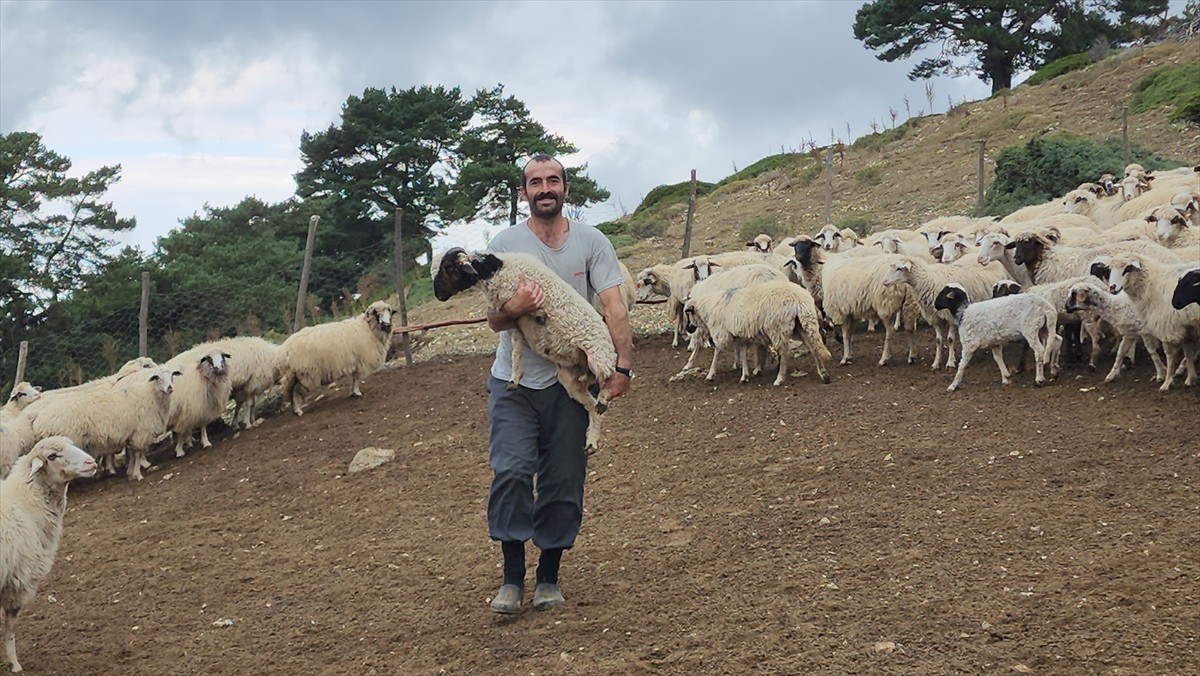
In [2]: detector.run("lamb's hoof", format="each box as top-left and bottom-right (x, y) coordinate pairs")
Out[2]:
(175, 449), (186, 458)
(505, 381), (519, 391)
(839, 358), (852, 366)
(1001, 379), (1012, 386)
(946, 384), (957, 392)
(1158, 382), (1172, 392)
(820, 373), (831, 384)
(351, 390), (364, 398)
(1035, 378), (1046, 387)
(585, 443), (599, 456)
(704, 374), (715, 382)
(201, 440), (212, 449)
(877, 359), (888, 367)
(772, 379), (785, 386)
(907, 357), (917, 365)
(292, 407), (304, 417)
(595, 401), (608, 415)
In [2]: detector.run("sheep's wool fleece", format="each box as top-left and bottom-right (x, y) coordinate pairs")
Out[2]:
(486, 220), (625, 389)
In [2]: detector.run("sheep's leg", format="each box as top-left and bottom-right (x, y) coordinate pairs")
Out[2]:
(670, 339), (705, 382)
(1025, 332), (1047, 386)
(738, 345), (751, 383)
(1083, 317), (1102, 371)
(753, 345), (767, 376)
(945, 324), (960, 369)
(931, 323), (946, 370)
(508, 332), (523, 390)
(287, 375), (307, 417)
(350, 368), (365, 398)
(706, 342), (724, 382)
(1104, 336), (1135, 383)
(1160, 344), (1181, 392)
(200, 424), (212, 449)
(556, 368), (602, 453)
(773, 340), (790, 386)
(867, 317), (878, 333)
(905, 315), (917, 365)
(4, 606), (22, 673)
(244, 395), (257, 428)
(947, 347), (974, 392)
(1182, 342), (1198, 386)
(1142, 335), (1166, 382)
(838, 322), (853, 365)
(232, 398), (244, 428)
(991, 346), (1013, 385)
(102, 454), (116, 475)
(127, 448), (145, 482)
(878, 313), (894, 367)
(174, 430), (189, 458)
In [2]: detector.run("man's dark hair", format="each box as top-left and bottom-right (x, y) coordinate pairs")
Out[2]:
(522, 154), (568, 189)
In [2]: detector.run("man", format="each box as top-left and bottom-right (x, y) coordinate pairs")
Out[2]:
(483, 154), (633, 614)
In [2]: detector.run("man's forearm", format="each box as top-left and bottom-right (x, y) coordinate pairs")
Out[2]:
(607, 307), (634, 369)
(487, 303), (519, 332)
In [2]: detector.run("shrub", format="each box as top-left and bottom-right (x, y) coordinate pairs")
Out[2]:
(852, 121), (910, 152)
(719, 153), (805, 186)
(983, 135), (1182, 217)
(1130, 64), (1200, 123)
(797, 163), (823, 186)
(856, 166), (883, 186)
(738, 216), (785, 243)
(1173, 92), (1200, 125)
(834, 216), (874, 237)
(627, 216), (668, 239)
(1025, 52), (1091, 87)
(595, 220), (627, 236)
(605, 234), (635, 251)
(635, 180), (715, 215)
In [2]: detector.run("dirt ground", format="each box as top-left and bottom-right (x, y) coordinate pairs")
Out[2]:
(17, 329), (1200, 675)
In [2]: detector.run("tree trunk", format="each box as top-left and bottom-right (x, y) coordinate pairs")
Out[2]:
(508, 190), (519, 226)
(990, 58), (1014, 94)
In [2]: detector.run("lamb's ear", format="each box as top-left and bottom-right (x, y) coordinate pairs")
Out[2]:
(222, 352), (231, 360)
(27, 457), (45, 481)
(1004, 241), (1017, 250)
(1123, 260), (1142, 273)
(173, 370), (183, 377)
(683, 263), (696, 270)
(150, 374), (161, 382)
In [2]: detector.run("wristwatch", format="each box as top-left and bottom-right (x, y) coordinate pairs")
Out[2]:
(615, 365), (634, 379)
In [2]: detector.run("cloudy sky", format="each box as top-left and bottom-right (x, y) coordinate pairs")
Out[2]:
(5, 0), (1161, 255)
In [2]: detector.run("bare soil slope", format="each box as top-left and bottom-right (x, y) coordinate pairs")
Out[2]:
(21, 331), (1200, 675)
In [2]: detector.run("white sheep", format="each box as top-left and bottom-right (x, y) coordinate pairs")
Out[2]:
(1149, 204), (1200, 252)
(871, 229), (935, 261)
(977, 232), (1035, 287)
(746, 233), (774, 253)
(594, 261), (636, 321)
(1063, 189), (1126, 228)
(1064, 282), (1167, 383)
(171, 337), (283, 429)
(934, 284), (1058, 391)
(813, 224), (859, 252)
(167, 349), (233, 457)
(114, 367), (180, 480)
(433, 248), (617, 453)
(822, 251), (918, 367)
(1007, 232), (1186, 286)
(279, 301), (394, 416)
(0, 436), (97, 673)
(683, 276), (832, 386)
(1100, 253), (1200, 391)
(0, 386), (41, 481)
(1, 385), (39, 426)
(19, 357), (156, 418)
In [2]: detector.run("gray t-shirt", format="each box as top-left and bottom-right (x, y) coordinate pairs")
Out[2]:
(486, 219), (625, 389)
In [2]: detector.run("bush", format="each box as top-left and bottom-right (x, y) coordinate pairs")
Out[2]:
(719, 153), (805, 186)
(797, 163), (823, 186)
(852, 121), (910, 152)
(856, 166), (883, 186)
(834, 216), (874, 237)
(1025, 52), (1091, 87)
(983, 135), (1181, 217)
(738, 216), (785, 243)
(595, 220), (627, 236)
(1130, 64), (1200, 124)
(627, 216), (668, 239)
(635, 180), (715, 215)
(605, 234), (634, 251)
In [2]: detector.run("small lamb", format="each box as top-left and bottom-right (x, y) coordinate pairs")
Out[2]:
(934, 284), (1058, 392)
(1, 436), (97, 673)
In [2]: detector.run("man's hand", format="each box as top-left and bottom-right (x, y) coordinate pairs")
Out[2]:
(603, 371), (631, 398)
(503, 272), (544, 318)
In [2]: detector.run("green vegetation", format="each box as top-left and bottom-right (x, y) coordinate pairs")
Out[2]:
(984, 135), (1182, 217)
(1130, 64), (1200, 124)
(856, 166), (884, 186)
(720, 153), (805, 185)
(1025, 52), (1091, 87)
(595, 221), (627, 236)
(852, 121), (910, 151)
(605, 234), (635, 251)
(738, 216), (785, 243)
(834, 216), (875, 237)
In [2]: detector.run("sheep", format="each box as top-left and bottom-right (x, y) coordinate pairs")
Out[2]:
(1064, 282), (1167, 383)
(279, 301), (394, 416)
(871, 229), (935, 261)
(169, 337), (282, 429)
(1098, 173), (1118, 197)
(1101, 253), (1200, 391)
(1119, 174), (1152, 202)
(746, 233), (773, 253)
(813, 224), (858, 252)
(999, 200), (1070, 224)
(0, 385), (41, 479)
(934, 284), (1058, 391)
(1149, 204), (1200, 252)
(977, 232), (1035, 287)
(0, 436), (97, 673)
(433, 248), (617, 452)
(1007, 232), (1186, 286)
(881, 255), (1009, 370)
(1, 385), (39, 426)
(683, 276), (831, 386)
(1064, 189), (1125, 228)
(19, 357), (156, 418)
(992, 280), (1023, 298)
(1172, 268), (1200, 309)
(821, 252), (918, 367)
(670, 264), (789, 381)
(772, 236), (801, 257)
(594, 261), (637, 321)
(167, 349), (233, 458)
(114, 367), (180, 480)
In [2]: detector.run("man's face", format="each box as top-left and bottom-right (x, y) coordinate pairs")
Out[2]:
(521, 160), (568, 219)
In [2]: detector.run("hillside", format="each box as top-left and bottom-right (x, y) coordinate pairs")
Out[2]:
(404, 41), (1199, 358)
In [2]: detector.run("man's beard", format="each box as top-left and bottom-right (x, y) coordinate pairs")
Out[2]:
(530, 192), (563, 219)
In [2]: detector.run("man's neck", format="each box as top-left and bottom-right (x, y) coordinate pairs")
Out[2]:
(527, 215), (570, 248)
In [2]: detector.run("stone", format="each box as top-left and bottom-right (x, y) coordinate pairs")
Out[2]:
(349, 447), (397, 474)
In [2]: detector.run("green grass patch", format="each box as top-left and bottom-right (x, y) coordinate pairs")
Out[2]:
(852, 121), (910, 152)
(595, 220), (627, 236)
(405, 266), (434, 307)
(1025, 52), (1091, 87)
(738, 216), (785, 243)
(834, 216), (874, 237)
(1130, 64), (1200, 124)
(856, 166), (883, 186)
(719, 153), (806, 186)
(635, 180), (715, 215)
(605, 234), (635, 251)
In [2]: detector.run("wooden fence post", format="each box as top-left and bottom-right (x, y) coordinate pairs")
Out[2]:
(976, 140), (986, 217)
(680, 169), (697, 259)
(394, 208), (413, 366)
(139, 271), (150, 357)
(13, 341), (28, 390)
(1122, 107), (1130, 168)
(823, 146), (833, 225)
(293, 215), (319, 333)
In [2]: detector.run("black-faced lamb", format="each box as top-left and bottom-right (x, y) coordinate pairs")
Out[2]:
(1, 436), (97, 673)
(279, 301), (394, 416)
(1173, 268), (1200, 310)
(433, 248), (617, 453)
(934, 284), (1058, 392)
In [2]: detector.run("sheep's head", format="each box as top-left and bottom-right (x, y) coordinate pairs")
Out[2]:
(683, 256), (716, 281)
(837, 229), (861, 249)
(681, 297), (701, 336)
(1064, 282), (1099, 314)
(789, 237), (823, 267)
(937, 234), (971, 263)
(920, 228), (951, 248)
(25, 436), (97, 485)
(433, 248), (487, 301)
(1169, 191), (1199, 223)
(1006, 233), (1051, 269)
(196, 350), (230, 378)
(1124, 163), (1145, 178)
(992, 280), (1022, 298)
(364, 301), (394, 333)
(881, 259), (912, 287)
(933, 284), (969, 314)
(746, 233), (773, 253)
(1098, 173), (1117, 196)
(1063, 189), (1094, 215)
(875, 234), (902, 254)
(1104, 255), (1144, 295)
(1172, 268), (1200, 310)
(1120, 175), (1150, 201)
(635, 269), (661, 301)
(1146, 205), (1189, 243)
(6, 382), (41, 409)
(1088, 255), (1112, 283)
(144, 367), (182, 395)
(814, 226), (840, 251)
(976, 233), (1010, 265)
(1078, 182), (1105, 199)
(114, 356), (157, 380)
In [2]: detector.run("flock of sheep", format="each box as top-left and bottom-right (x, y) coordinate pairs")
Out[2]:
(0, 160), (1196, 672)
(637, 163), (1199, 392)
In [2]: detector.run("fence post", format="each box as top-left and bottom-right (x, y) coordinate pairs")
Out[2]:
(680, 169), (697, 259)
(139, 271), (150, 357)
(976, 140), (986, 217)
(1122, 106), (1130, 168)
(13, 341), (28, 389)
(823, 146), (833, 225)
(293, 215), (320, 333)
(394, 208), (414, 366)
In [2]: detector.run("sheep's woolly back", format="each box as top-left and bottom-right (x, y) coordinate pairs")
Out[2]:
(173, 337), (282, 403)
(955, 294), (1058, 350)
(821, 253), (909, 325)
(713, 280), (832, 364)
(0, 420), (34, 479)
(279, 308), (392, 390)
(1016, 233), (1186, 285)
(1118, 183), (1200, 223)
(114, 368), (176, 452)
(168, 352), (234, 437)
(473, 252), (617, 383)
(889, 255), (1004, 321)
(1067, 284), (1145, 337)
(999, 200), (1066, 224)
(1107, 254), (1200, 345)
(21, 357), (156, 418)
(1022, 275), (1108, 323)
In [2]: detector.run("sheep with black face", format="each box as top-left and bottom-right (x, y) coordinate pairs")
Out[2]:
(1173, 268), (1200, 310)
(433, 248), (617, 453)
(934, 284), (1058, 392)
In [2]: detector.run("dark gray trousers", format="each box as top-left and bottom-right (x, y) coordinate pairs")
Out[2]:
(486, 375), (589, 550)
